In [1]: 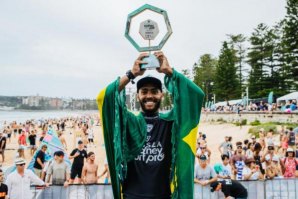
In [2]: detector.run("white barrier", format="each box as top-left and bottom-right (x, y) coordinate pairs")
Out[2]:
(30, 179), (298, 199)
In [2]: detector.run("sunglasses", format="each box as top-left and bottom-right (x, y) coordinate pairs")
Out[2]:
(200, 147), (206, 149)
(17, 163), (25, 166)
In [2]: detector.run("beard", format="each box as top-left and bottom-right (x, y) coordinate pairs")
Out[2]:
(139, 98), (161, 114)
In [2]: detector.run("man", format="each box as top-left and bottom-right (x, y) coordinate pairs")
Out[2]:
(194, 155), (217, 186)
(97, 52), (204, 199)
(45, 151), (70, 187)
(81, 152), (98, 184)
(218, 136), (230, 156)
(33, 144), (47, 178)
(18, 130), (27, 146)
(28, 130), (37, 156)
(69, 140), (87, 183)
(210, 179), (248, 199)
(6, 158), (48, 199)
(0, 132), (6, 163)
(231, 145), (246, 180)
(217, 154), (232, 179)
(0, 169), (8, 199)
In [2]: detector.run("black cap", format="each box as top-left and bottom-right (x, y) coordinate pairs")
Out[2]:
(137, 76), (162, 92)
(199, 155), (207, 161)
(55, 151), (64, 156)
(210, 181), (220, 192)
(78, 140), (83, 144)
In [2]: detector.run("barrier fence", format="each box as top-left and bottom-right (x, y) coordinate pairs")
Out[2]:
(29, 179), (298, 199)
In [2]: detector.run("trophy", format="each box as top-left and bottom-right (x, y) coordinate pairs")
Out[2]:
(125, 4), (172, 69)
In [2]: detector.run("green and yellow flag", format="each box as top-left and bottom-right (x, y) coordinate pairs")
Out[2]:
(97, 69), (204, 199)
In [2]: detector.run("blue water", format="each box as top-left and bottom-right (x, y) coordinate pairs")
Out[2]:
(0, 110), (98, 124)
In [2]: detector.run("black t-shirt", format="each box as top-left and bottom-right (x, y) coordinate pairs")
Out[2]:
(70, 148), (87, 169)
(34, 150), (45, 169)
(221, 179), (248, 198)
(122, 113), (173, 199)
(0, 183), (8, 199)
(28, 134), (36, 145)
(0, 137), (6, 150)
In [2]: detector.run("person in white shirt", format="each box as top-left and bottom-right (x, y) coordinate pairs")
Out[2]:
(5, 158), (48, 199)
(242, 158), (264, 180)
(217, 154), (232, 179)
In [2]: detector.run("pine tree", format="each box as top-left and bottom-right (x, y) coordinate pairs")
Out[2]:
(227, 34), (247, 96)
(192, 54), (217, 103)
(282, 0), (298, 91)
(214, 41), (239, 101)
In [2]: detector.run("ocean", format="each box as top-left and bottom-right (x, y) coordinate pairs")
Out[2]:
(0, 110), (98, 124)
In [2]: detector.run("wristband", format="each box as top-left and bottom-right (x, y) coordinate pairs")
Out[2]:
(126, 70), (136, 84)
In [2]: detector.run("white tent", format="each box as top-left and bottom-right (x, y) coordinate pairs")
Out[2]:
(214, 99), (242, 107)
(277, 91), (298, 102)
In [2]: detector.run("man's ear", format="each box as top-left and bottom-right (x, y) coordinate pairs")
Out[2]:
(136, 93), (140, 102)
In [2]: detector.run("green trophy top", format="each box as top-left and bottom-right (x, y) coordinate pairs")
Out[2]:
(125, 4), (172, 52)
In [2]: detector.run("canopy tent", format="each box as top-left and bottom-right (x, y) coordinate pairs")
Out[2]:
(214, 99), (242, 107)
(277, 91), (298, 102)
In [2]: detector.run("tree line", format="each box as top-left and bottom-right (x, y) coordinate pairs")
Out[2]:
(188, 0), (297, 103)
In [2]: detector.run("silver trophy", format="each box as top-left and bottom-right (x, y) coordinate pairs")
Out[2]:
(125, 4), (172, 69)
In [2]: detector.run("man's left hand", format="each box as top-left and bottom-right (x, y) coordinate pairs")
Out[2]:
(154, 51), (173, 76)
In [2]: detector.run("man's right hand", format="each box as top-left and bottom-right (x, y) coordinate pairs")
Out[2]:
(131, 53), (148, 77)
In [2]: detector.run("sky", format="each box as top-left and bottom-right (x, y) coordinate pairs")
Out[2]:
(0, 0), (286, 98)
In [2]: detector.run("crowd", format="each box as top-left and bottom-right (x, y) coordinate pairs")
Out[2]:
(205, 99), (297, 113)
(0, 114), (297, 198)
(0, 115), (110, 199)
(194, 126), (298, 187)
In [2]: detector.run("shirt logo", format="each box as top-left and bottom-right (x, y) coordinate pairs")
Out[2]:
(147, 124), (153, 132)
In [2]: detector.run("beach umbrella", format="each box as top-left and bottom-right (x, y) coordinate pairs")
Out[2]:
(268, 91), (274, 104)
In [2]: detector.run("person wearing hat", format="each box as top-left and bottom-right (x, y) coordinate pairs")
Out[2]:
(6, 158), (48, 199)
(261, 144), (275, 163)
(194, 155), (217, 186)
(46, 151), (70, 187)
(97, 52), (204, 199)
(69, 140), (87, 183)
(280, 147), (298, 178)
(210, 179), (248, 199)
(242, 158), (263, 180)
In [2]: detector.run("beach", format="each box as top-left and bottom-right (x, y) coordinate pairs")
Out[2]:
(1, 111), (251, 171)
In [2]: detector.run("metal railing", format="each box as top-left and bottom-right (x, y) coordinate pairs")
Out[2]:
(29, 179), (298, 199)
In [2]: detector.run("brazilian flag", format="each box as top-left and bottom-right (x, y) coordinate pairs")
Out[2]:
(97, 69), (204, 199)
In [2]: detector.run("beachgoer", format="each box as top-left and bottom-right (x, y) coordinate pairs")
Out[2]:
(45, 151), (70, 187)
(69, 140), (87, 183)
(0, 169), (8, 199)
(6, 158), (48, 199)
(33, 144), (48, 178)
(81, 152), (98, 184)
(194, 155), (217, 186)
(0, 132), (6, 163)
(28, 130), (37, 156)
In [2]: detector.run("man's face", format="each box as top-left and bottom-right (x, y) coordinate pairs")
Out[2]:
(137, 85), (163, 114)
(89, 154), (95, 161)
(199, 159), (207, 168)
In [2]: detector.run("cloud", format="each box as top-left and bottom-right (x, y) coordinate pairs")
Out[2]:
(0, 0), (286, 98)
